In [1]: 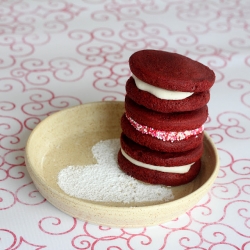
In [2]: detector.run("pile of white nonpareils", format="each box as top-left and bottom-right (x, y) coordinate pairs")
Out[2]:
(57, 139), (173, 204)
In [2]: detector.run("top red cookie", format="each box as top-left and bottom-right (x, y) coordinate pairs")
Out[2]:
(129, 50), (215, 92)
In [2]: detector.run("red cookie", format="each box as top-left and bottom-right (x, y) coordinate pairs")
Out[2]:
(125, 96), (208, 131)
(121, 113), (204, 152)
(118, 151), (201, 186)
(126, 77), (210, 113)
(120, 133), (203, 166)
(129, 50), (215, 92)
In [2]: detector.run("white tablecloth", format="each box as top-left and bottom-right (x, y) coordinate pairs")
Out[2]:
(1, 0), (250, 249)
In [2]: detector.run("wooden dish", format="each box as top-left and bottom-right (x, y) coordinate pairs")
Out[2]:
(25, 101), (219, 228)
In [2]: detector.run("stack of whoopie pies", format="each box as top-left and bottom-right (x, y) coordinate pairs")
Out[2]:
(118, 50), (215, 186)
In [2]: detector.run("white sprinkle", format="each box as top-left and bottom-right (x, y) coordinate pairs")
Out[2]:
(57, 139), (174, 204)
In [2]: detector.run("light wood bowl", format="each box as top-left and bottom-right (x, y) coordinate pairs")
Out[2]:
(25, 101), (219, 228)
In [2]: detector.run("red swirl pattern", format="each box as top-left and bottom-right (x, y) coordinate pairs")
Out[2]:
(1, 0), (250, 249)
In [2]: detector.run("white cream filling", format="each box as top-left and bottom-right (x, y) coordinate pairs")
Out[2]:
(121, 148), (193, 174)
(132, 74), (193, 100)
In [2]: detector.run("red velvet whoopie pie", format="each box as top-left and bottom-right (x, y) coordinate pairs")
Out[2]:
(127, 50), (215, 113)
